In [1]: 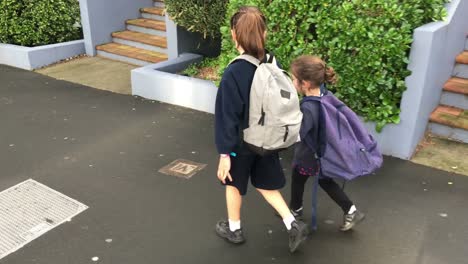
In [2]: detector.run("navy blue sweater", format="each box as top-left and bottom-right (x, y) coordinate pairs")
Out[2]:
(215, 60), (256, 154)
(292, 96), (327, 169)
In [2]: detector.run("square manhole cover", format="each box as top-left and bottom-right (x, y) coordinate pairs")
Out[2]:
(0, 179), (88, 260)
(159, 159), (207, 179)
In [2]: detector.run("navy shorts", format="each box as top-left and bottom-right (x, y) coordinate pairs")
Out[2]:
(222, 146), (286, 195)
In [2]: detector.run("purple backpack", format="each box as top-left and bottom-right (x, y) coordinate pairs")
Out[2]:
(306, 90), (383, 180)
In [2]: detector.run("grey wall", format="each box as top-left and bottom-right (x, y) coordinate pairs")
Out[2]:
(79, 0), (153, 56)
(132, 54), (216, 114)
(365, 0), (468, 159)
(28, 40), (86, 69)
(165, 15), (178, 60)
(0, 40), (85, 70)
(0, 44), (31, 69)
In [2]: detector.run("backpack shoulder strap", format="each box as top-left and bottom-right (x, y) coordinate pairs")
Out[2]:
(229, 54), (260, 67)
(262, 52), (276, 65)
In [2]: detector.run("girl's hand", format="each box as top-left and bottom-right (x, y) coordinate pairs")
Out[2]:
(217, 155), (232, 184)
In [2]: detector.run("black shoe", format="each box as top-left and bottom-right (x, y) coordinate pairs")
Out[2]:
(291, 207), (304, 219)
(215, 220), (245, 244)
(288, 220), (309, 253)
(274, 207), (304, 220)
(340, 210), (365, 231)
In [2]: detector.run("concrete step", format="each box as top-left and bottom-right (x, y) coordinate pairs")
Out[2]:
(454, 63), (468, 79)
(141, 7), (165, 21)
(453, 50), (468, 79)
(112, 31), (167, 53)
(441, 91), (468, 110)
(153, 0), (165, 8)
(429, 105), (468, 143)
(430, 105), (468, 130)
(441, 77), (468, 110)
(141, 7), (165, 16)
(96, 43), (167, 66)
(444, 77), (468, 95)
(456, 51), (468, 64)
(126, 19), (166, 37)
(429, 122), (468, 143)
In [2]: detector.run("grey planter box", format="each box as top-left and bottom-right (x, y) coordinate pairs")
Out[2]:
(132, 53), (217, 114)
(0, 40), (85, 70)
(165, 10), (221, 60)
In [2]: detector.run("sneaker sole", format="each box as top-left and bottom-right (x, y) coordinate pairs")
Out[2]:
(340, 213), (365, 232)
(215, 228), (245, 244)
(289, 227), (309, 253)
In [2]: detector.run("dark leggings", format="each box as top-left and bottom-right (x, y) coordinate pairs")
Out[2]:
(290, 168), (353, 213)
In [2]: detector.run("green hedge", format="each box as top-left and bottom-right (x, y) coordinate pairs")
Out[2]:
(165, 0), (228, 38)
(217, 0), (449, 131)
(0, 0), (82, 47)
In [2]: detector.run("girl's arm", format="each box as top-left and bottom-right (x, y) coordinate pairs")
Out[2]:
(214, 70), (244, 154)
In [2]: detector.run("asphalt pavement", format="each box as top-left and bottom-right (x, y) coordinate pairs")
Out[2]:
(1, 64), (467, 264)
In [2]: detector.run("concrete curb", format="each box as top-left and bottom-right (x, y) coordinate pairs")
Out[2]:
(131, 53), (218, 114)
(0, 40), (85, 70)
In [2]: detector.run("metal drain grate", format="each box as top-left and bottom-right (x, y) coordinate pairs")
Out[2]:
(159, 159), (207, 179)
(0, 179), (88, 259)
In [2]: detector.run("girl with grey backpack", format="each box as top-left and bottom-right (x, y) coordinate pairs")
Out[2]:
(214, 6), (308, 253)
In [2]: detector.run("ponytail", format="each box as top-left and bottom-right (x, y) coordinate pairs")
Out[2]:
(230, 6), (267, 60)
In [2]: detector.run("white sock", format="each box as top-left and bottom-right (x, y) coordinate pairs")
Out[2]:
(283, 214), (296, 230)
(228, 219), (241, 232)
(348, 205), (357, 214)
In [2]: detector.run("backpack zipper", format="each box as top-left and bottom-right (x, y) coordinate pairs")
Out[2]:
(336, 104), (345, 140)
(283, 125), (289, 142)
(258, 107), (266, 126)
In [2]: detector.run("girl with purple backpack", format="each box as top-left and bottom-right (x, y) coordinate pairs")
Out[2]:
(289, 55), (365, 231)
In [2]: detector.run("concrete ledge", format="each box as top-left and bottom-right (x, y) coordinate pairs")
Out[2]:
(454, 64), (468, 79)
(131, 53), (217, 113)
(441, 91), (468, 110)
(0, 40), (85, 70)
(429, 122), (468, 143)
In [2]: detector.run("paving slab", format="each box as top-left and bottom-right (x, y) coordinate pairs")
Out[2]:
(35, 57), (137, 95)
(1, 64), (468, 264)
(412, 134), (468, 176)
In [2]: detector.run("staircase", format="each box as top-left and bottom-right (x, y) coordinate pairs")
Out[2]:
(428, 37), (468, 143)
(96, 0), (168, 66)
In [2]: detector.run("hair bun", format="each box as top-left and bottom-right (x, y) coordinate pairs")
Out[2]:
(325, 66), (337, 85)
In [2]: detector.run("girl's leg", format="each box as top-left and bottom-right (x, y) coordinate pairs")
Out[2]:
(290, 168), (311, 211)
(226, 185), (242, 221)
(257, 188), (292, 219)
(318, 178), (364, 231)
(215, 186), (245, 244)
(318, 178), (353, 213)
(257, 188), (309, 252)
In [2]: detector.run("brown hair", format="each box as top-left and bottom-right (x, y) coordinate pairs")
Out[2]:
(230, 6), (267, 60)
(291, 55), (337, 87)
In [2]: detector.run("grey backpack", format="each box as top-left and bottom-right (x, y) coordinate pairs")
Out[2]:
(231, 53), (303, 155)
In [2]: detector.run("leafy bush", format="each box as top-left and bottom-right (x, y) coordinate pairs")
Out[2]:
(182, 58), (221, 84)
(217, 0), (449, 131)
(165, 0), (229, 38)
(0, 0), (82, 47)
